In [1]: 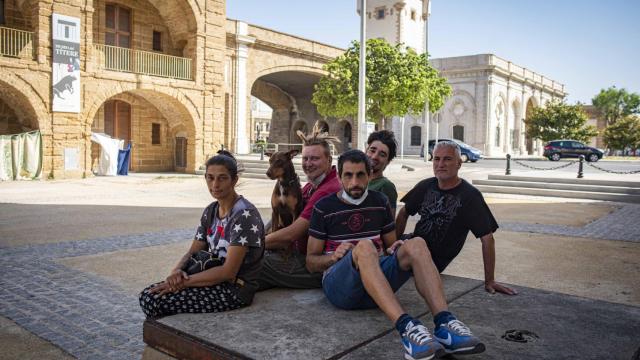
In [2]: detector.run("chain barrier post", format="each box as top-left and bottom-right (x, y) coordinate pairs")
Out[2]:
(577, 155), (584, 178)
(506, 154), (511, 175)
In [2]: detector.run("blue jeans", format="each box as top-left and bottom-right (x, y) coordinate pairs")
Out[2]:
(322, 250), (412, 310)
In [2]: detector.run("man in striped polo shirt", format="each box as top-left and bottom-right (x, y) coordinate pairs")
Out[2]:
(306, 150), (484, 360)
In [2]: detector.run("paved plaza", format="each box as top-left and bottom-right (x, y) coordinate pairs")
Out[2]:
(1, 161), (639, 359)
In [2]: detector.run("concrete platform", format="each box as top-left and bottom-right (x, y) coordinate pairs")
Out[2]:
(143, 276), (640, 359)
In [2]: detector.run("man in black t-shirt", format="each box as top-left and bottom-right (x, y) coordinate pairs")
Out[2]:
(307, 150), (485, 359)
(396, 141), (517, 296)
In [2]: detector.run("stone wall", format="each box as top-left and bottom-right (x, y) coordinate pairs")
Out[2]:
(91, 0), (182, 56)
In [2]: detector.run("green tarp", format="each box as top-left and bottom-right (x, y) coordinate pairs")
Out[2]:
(0, 130), (42, 181)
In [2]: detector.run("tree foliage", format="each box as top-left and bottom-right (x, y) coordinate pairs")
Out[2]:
(312, 39), (451, 126)
(524, 100), (598, 143)
(603, 115), (640, 151)
(592, 86), (640, 125)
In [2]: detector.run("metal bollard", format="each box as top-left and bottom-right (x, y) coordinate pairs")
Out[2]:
(505, 154), (511, 175)
(260, 145), (264, 161)
(577, 155), (584, 178)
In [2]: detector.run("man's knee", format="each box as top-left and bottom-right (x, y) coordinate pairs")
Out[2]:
(352, 240), (378, 265)
(400, 237), (432, 261)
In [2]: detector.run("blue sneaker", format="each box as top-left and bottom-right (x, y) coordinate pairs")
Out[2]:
(401, 320), (445, 360)
(434, 319), (485, 355)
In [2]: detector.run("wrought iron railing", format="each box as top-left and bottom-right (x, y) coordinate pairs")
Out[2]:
(93, 44), (192, 80)
(0, 26), (34, 59)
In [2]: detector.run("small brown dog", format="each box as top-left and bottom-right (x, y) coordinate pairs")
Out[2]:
(266, 149), (303, 233)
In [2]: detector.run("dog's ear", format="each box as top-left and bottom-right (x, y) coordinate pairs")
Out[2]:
(287, 149), (300, 159)
(264, 151), (274, 158)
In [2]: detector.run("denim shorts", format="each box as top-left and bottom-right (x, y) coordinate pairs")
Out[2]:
(322, 249), (412, 310)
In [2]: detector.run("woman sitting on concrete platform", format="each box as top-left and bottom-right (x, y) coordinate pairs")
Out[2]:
(139, 151), (265, 318)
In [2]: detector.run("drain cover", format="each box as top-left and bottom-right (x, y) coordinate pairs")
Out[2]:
(502, 329), (539, 343)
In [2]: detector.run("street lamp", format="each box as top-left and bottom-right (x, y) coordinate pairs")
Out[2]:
(422, 0), (431, 162)
(357, 0), (367, 151)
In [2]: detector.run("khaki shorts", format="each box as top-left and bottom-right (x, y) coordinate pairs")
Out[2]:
(256, 250), (323, 291)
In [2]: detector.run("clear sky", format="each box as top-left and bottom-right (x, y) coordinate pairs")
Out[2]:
(227, 0), (639, 105)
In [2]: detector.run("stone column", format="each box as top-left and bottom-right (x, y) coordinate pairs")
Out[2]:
(504, 80), (511, 155)
(520, 89), (527, 155)
(484, 79), (493, 156)
(233, 22), (254, 154)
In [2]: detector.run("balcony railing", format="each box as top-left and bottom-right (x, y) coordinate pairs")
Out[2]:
(94, 44), (192, 80)
(0, 26), (34, 59)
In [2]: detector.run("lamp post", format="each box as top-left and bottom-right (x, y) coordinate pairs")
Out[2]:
(357, 0), (367, 151)
(422, 0), (431, 162)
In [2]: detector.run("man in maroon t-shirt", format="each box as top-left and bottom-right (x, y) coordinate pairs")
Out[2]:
(257, 137), (340, 290)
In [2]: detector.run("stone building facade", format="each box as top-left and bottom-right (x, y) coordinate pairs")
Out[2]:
(0, 0), (345, 179)
(1, 0), (227, 178)
(394, 55), (566, 156)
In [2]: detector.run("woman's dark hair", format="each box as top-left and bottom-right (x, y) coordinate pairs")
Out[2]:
(205, 150), (238, 179)
(338, 149), (371, 176)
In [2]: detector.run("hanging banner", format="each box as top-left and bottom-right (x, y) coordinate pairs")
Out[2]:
(52, 13), (81, 113)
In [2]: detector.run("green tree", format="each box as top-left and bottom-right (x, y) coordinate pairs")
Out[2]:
(602, 115), (640, 151)
(312, 39), (451, 128)
(592, 86), (640, 125)
(525, 100), (598, 143)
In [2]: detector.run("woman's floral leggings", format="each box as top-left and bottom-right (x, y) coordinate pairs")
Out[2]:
(139, 282), (245, 318)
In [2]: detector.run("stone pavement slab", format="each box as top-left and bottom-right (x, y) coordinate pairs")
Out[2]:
(146, 279), (640, 360)
(146, 276), (483, 360)
(443, 231), (640, 306)
(343, 286), (640, 360)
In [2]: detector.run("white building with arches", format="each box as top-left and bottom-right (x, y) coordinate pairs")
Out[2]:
(360, 0), (566, 157)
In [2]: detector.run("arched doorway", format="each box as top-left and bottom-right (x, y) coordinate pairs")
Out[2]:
(336, 120), (352, 152)
(0, 81), (40, 135)
(87, 89), (197, 173)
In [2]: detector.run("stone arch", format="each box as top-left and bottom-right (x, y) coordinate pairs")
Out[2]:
(250, 70), (324, 144)
(493, 93), (507, 149)
(83, 85), (199, 133)
(251, 79), (293, 110)
(0, 75), (49, 134)
(84, 85), (199, 172)
(442, 89), (476, 146)
(252, 65), (326, 84)
(315, 119), (329, 133)
(146, 0), (202, 47)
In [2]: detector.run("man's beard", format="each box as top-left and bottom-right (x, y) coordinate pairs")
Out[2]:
(347, 186), (365, 199)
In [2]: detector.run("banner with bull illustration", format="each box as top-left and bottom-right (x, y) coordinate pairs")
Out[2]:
(52, 13), (81, 113)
